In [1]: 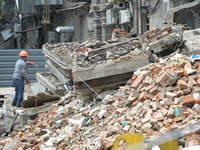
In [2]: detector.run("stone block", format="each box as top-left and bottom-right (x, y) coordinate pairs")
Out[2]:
(3, 115), (14, 133)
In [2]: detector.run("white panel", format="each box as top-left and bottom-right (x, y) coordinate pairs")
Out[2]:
(87, 18), (94, 32)
(106, 9), (118, 25)
(119, 10), (130, 24)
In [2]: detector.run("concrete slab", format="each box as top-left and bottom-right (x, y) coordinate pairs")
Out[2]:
(36, 72), (65, 95)
(73, 54), (149, 82)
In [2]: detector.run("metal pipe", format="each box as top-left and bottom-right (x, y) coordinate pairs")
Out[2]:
(31, 0), (36, 49)
(15, 0), (21, 49)
(140, 0), (143, 34)
(55, 26), (74, 34)
(136, 0), (139, 34)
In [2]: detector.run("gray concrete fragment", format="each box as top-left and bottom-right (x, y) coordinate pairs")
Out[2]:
(19, 112), (27, 128)
(3, 115), (14, 133)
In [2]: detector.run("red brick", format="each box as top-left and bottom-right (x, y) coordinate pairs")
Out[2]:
(183, 112), (190, 117)
(116, 108), (127, 114)
(177, 79), (187, 89)
(145, 85), (154, 92)
(166, 68), (175, 76)
(197, 78), (200, 85)
(188, 77), (197, 89)
(177, 90), (184, 97)
(128, 96), (137, 104)
(12, 146), (20, 150)
(193, 61), (200, 69)
(100, 131), (108, 138)
(182, 76), (188, 82)
(149, 87), (158, 96)
(149, 33), (156, 39)
(193, 86), (200, 92)
(91, 116), (99, 124)
(151, 29), (157, 33)
(196, 96), (200, 104)
(103, 112), (109, 118)
(182, 94), (195, 105)
(156, 72), (169, 86)
(130, 76), (144, 89)
(175, 70), (184, 76)
(138, 91), (147, 102)
(74, 128), (80, 132)
(163, 26), (172, 31)
(144, 31), (150, 37)
(97, 127), (103, 131)
(131, 74), (137, 80)
(152, 94), (160, 102)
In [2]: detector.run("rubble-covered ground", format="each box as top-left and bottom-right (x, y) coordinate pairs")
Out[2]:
(1, 52), (200, 149)
(1, 26), (200, 150)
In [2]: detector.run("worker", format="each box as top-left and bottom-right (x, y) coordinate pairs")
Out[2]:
(12, 51), (34, 107)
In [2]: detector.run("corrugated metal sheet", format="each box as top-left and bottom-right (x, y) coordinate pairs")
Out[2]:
(0, 49), (49, 87)
(35, 0), (63, 6)
(18, 0), (36, 14)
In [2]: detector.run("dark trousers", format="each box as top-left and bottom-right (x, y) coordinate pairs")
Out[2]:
(12, 77), (24, 107)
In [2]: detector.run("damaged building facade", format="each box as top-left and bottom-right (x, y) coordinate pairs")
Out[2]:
(1, 0), (200, 49)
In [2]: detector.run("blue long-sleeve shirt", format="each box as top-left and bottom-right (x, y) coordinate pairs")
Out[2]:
(13, 58), (28, 81)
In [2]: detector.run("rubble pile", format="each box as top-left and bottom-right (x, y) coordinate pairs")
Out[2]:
(1, 53), (200, 149)
(40, 25), (183, 95)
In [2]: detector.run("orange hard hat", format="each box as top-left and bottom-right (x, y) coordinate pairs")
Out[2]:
(19, 51), (28, 57)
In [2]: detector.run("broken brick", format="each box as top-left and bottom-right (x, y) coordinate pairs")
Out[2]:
(182, 94), (195, 105)
(130, 76), (144, 89)
(138, 91), (147, 102)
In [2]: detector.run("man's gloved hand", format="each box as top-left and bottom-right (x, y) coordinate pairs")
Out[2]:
(29, 62), (35, 65)
(26, 80), (29, 84)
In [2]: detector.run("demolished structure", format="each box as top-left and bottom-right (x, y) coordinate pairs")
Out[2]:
(2, 40), (200, 149)
(37, 25), (182, 96)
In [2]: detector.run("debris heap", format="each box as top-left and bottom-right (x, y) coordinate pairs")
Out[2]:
(2, 53), (200, 149)
(38, 26), (182, 95)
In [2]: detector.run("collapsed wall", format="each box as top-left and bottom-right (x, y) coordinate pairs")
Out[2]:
(39, 25), (183, 96)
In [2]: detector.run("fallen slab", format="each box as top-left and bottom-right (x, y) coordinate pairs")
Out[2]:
(73, 54), (150, 93)
(36, 72), (65, 95)
(22, 92), (60, 108)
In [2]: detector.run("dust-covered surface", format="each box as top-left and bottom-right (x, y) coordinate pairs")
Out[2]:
(183, 29), (200, 51)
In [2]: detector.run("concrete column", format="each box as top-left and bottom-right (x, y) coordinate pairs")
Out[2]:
(93, 18), (102, 41)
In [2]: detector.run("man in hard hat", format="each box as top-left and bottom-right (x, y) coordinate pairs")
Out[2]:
(12, 51), (34, 107)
